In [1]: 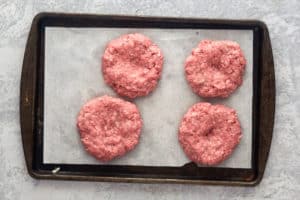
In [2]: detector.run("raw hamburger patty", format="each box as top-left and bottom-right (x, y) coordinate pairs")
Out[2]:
(102, 33), (164, 98)
(77, 95), (142, 162)
(185, 40), (246, 98)
(179, 102), (242, 165)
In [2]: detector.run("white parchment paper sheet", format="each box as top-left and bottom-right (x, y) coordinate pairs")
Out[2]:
(44, 27), (253, 168)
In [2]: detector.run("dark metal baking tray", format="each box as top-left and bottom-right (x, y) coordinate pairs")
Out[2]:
(20, 12), (275, 186)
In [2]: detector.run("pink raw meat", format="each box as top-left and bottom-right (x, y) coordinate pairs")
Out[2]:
(179, 102), (242, 166)
(77, 95), (142, 162)
(102, 33), (164, 98)
(185, 40), (246, 98)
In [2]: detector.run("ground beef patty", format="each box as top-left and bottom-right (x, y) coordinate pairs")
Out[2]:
(77, 95), (142, 162)
(102, 33), (163, 98)
(179, 102), (242, 165)
(185, 40), (246, 98)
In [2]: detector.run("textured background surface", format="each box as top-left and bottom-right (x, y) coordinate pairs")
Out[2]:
(0, 0), (299, 199)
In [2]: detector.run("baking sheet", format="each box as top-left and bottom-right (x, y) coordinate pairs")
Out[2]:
(44, 27), (253, 168)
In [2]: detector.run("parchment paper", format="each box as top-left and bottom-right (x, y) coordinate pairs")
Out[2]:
(44, 27), (253, 168)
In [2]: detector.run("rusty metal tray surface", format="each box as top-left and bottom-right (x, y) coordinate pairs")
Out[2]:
(20, 12), (275, 186)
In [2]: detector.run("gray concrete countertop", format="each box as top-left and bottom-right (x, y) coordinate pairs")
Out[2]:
(0, 0), (299, 199)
